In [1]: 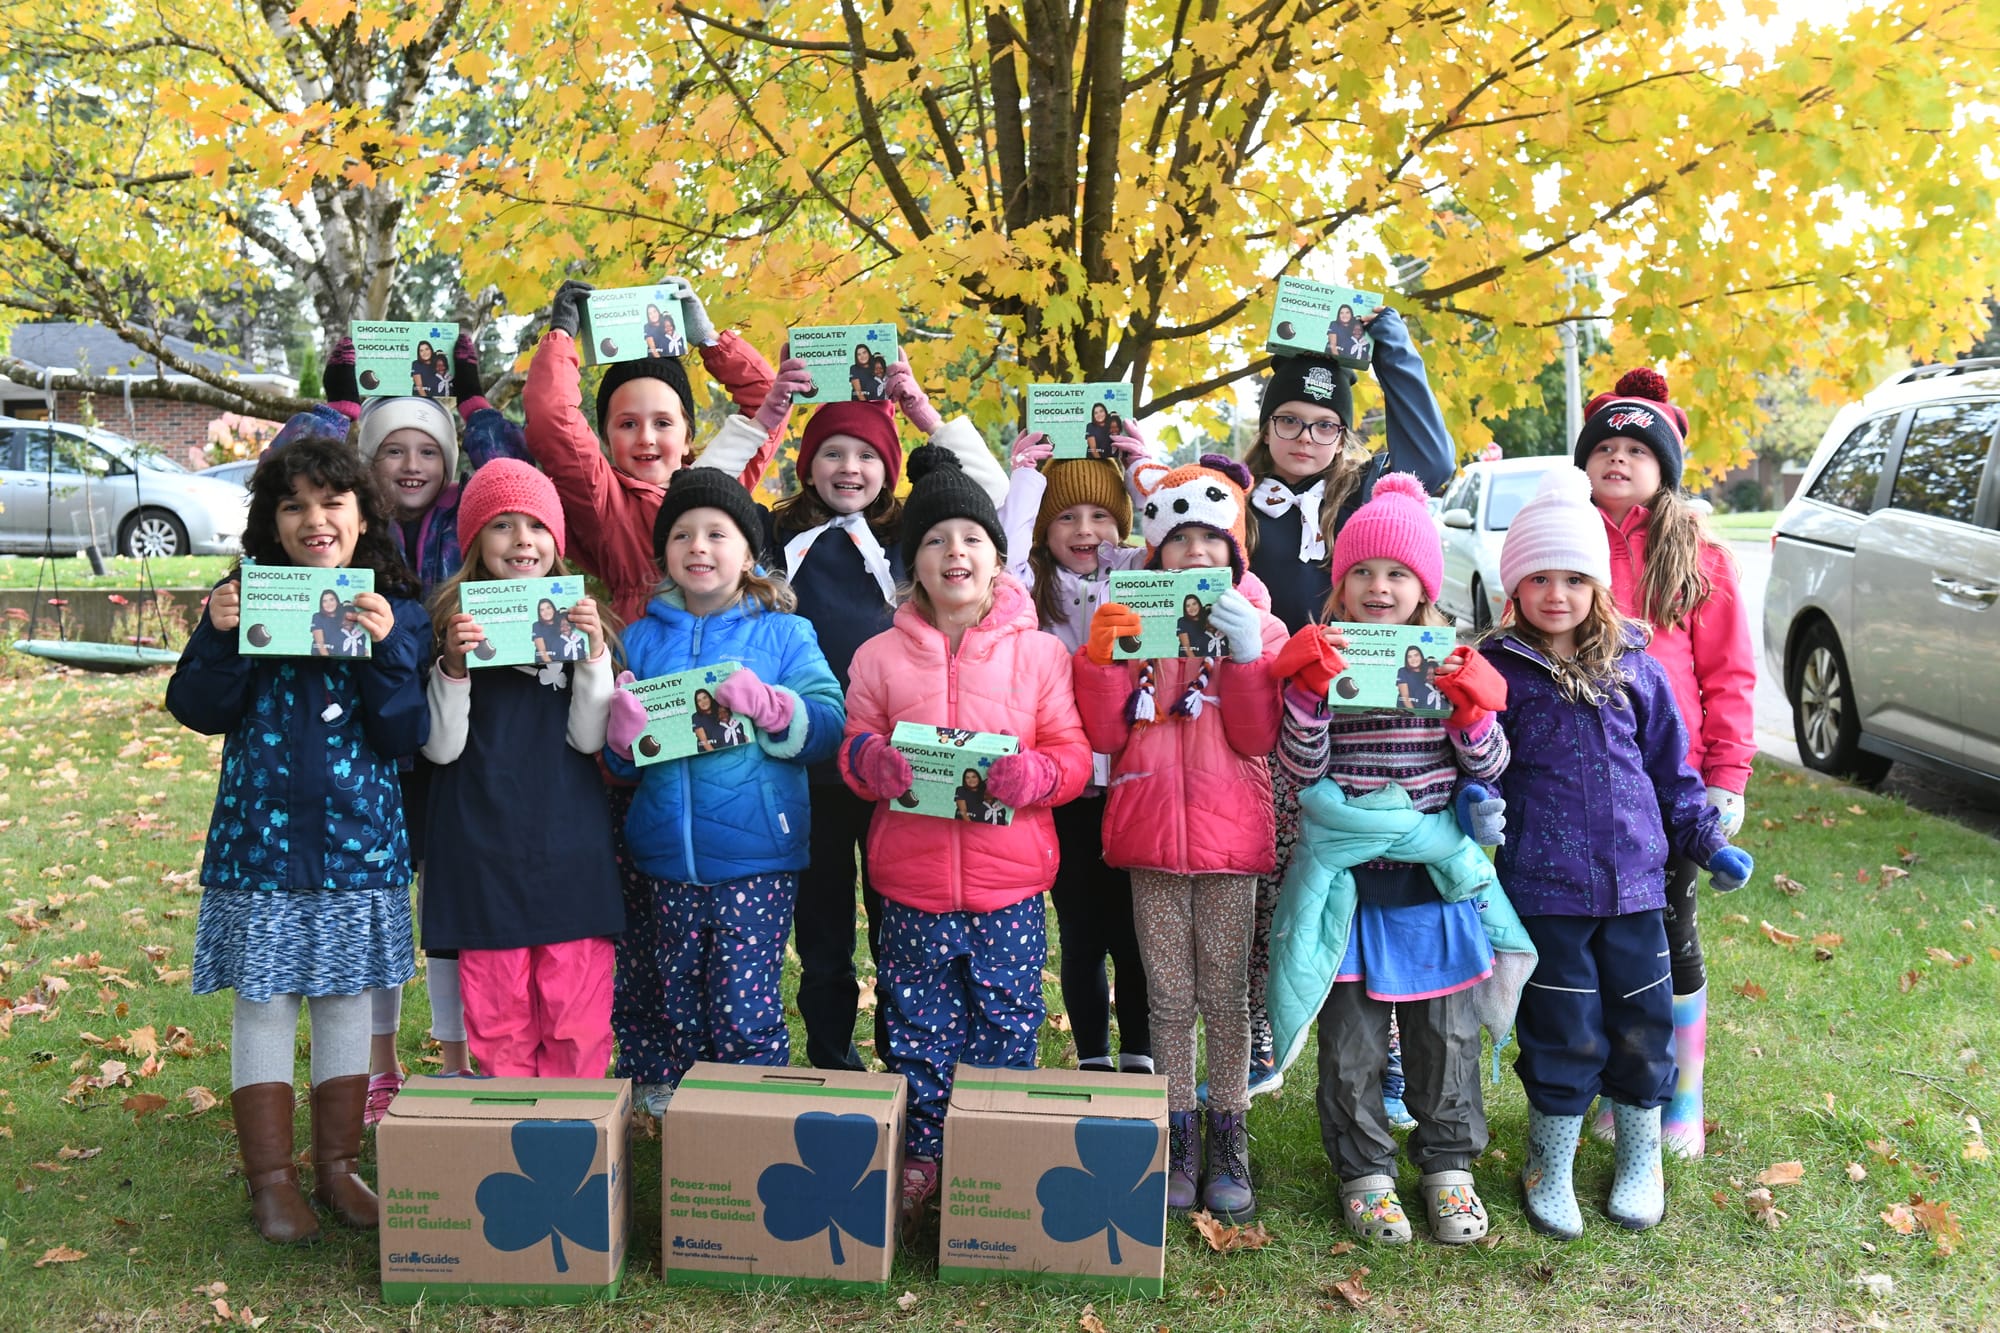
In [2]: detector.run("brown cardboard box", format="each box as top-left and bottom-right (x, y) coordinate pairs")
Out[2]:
(939, 1066), (1169, 1295)
(661, 1063), (906, 1290)
(377, 1077), (630, 1305)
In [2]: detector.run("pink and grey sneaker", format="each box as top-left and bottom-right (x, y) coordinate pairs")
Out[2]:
(899, 1156), (940, 1238)
(363, 1071), (404, 1129)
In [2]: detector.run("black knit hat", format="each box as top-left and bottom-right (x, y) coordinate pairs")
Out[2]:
(1571, 367), (1688, 491)
(652, 465), (766, 561)
(900, 445), (1006, 557)
(596, 356), (696, 438)
(1261, 355), (1355, 430)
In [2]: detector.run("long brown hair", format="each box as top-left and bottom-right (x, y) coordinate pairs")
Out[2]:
(1028, 545), (1072, 630)
(1495, 577), (1646, 705)
(1630, 487), (1724, 632)
(1240, 420), (1370, 558)
(770, 475), (903, 543)
(241, 436), (419, 600)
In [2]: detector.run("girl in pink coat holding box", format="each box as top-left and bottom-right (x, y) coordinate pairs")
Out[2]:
(1073, 454), (1287, 1225)
(839, 446), (1092, 1228)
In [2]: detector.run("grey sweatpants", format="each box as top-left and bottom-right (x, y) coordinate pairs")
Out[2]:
(1315, 980), (1486, 1179)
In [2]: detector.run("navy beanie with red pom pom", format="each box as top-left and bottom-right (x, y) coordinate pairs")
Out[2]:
(1572, 367), (1687, 490)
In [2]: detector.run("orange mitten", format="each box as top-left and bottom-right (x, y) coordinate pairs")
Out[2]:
(1271, 625), (1348, 697)
(1436, 645), (1508, 731)
(1086, 602), (1144, 667)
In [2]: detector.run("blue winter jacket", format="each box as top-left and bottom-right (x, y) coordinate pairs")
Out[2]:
(606, 590), (846, 884)
(1487, 631), (1728, 917)
(166, 581), (432, 891)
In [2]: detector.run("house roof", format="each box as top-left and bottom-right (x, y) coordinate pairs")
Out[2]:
(5, 322), (293, 386)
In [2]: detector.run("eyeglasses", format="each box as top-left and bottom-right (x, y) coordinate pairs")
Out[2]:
(1267, 414), (1346, 445)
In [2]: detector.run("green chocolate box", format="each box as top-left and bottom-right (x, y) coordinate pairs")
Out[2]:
(1026, 383), (1135, 461)
(1266, 277), (1380, 368)
(238, 561), (374, 660)
(458, 577), (587, 669)
(1104, 568), (1228, 661)
(351, 320), (459, 398)
(1323, 621), (1454, 715)
(788, 324), (898, 404)
(889, 721), (1018, 824)
(579, 283), (687, 366)
(627, 662), (748, 765)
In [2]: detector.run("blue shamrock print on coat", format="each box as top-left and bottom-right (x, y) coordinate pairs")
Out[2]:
(756, 1112), (887, 1265)
(1035, 1117), (1166, 1265)
(474, 1120), (610, 1273)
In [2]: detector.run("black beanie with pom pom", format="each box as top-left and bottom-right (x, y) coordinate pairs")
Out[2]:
(899, 444), (1006, 557)
(1572, 366), (1687, 490)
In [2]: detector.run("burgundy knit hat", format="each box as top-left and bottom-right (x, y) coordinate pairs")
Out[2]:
(456, 459), (566, 557)
(799, 401), (903, 491)
(1330, 472), (1443, 603)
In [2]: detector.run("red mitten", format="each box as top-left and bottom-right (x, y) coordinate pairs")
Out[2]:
(985, 750), (1060, 809)
(1435, 645), (1508, 731)
(1271, 625), (1347, 697)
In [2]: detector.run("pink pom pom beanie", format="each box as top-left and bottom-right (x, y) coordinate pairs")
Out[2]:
(1329, 471), (1443, 602)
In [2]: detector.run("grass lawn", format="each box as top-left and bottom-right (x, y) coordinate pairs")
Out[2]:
(0, 553), (233, 591)
(0, 667), (1995, 1330)
(1704, 510), (1780, 542)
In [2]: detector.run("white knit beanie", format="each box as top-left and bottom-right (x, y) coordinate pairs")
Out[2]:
(1499, 466), (1610, 596)
(356, 397), (460, 481)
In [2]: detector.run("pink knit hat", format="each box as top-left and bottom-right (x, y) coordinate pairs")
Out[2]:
(1330, 472), (1442, 602)
(456, 459), (566, 557)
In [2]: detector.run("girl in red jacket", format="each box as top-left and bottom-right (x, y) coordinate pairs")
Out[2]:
(840, 447), (1092, 1225)
(1571, 370), (1754, 1159)
(1074, 456), (1287, 1225)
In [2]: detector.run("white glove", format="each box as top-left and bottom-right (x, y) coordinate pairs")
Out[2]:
(1208, 587), (1263, 665)
(1705, 785), (1745, 839)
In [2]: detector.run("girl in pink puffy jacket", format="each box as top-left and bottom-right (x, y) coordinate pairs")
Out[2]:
(839, 446), (1092, 1228)
(1073, 455), (1286, 1226)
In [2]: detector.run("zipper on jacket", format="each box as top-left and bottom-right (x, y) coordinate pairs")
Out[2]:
(681, 616), (704, 883)
(947, 646), (963, 912)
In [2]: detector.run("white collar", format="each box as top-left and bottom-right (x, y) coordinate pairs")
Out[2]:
(1250, 476), (1328, 561)
(783, 512), (896, 605)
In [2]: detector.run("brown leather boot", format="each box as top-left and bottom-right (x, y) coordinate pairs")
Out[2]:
(231, 1082), (320, 1245)
(309, 1074), (380, 1228)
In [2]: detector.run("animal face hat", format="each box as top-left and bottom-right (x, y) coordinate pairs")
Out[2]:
(1133, 453), (1255, 582)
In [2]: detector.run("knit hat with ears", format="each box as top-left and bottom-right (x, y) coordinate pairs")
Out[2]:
(456, 459), (566, 557)
(357, 396), (460, 482)
(595, 356), (696, 440)
(1330, 472), (1443, 603)
(899, 444), (1006, 556)
(1034, 459), (1133, 554)
(1499, 466), (1610, 597)
(1572, 367), (1688, 490)
(1132, 453), (1255, 583)
(1261, 356), (1356, 431)
(799, 401), (904, 492)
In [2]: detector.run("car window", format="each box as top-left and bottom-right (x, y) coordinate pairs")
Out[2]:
(0, 428), (18, 470)
(20, 429), (84, 475)
(1890, 400), (2000, 524)
(1439, 475), (1466, 512)
(1486, 471), (1544, 531)
(1807, 413), (1896, 513)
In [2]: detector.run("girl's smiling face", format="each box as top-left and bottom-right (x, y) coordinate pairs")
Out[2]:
(914, 519), (997, 617)
(1044, 504), (1120, 576)
(276, 480), (364, 568)
(1158, 525), (1231, 572)
(1338, 558), (1423, 624)
(1264, 399), (1346, 483)
(371, 428), (447, 521)
(476, 512), (557, 580)
(662, 506), (753, 612)
(320, 589), (340, 615)
(1516, 569), (1597, 649)
(1584, 437), (1662, 517)
(808, 435), (887, 515)
(605, 379), (689, 485)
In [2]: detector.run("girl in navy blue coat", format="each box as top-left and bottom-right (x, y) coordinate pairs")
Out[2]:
(603, 468), (846, 1101)
(166, 435), (430, 1246)
(1484, 468), (1753, 1242)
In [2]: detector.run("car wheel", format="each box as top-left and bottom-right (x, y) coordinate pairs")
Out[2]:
(120, 508), (189, 559)
(1789, 620), (1890, 785)
(1470, 576), (1492, 634)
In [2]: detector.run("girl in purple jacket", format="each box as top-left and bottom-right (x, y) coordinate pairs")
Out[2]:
(1484, 468), (1753, 1241)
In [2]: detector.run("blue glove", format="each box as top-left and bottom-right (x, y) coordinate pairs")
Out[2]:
(1708, 846), (1753, 893)
(1453, 782), (1506, 847)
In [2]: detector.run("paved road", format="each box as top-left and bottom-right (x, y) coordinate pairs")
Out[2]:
(1730, 539), (2000, 838)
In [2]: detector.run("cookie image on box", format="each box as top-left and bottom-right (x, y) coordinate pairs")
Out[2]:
(1117, 634), (1144, 655)
(796, 381), (818, 399)
(896, 791), (922, 809)
(472, 640), (497, 661)
(359, 370), (380, 391)
(246, 624), (272, 648)
(638, 735), (662, 759)
(599, 338), (619, 358)
(1335, 676), (1361, 700)
(1275, 320), (1296, 340)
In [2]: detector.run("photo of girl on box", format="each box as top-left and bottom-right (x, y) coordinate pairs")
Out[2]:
(644, 303), (688, 358)
(530, 597), (563, 663)
(954, 767), (991, 823)
(1176, 593), (1217, 659)
(691, 687), (733, 752)
(310, 588), (346, 657)
(1328, 305), (1367, 361)
(1395, 645), (1431, 712)
(559, 611), (587, 661)
(849, 344), (883, 401)
(1084, 402), (1113, 459)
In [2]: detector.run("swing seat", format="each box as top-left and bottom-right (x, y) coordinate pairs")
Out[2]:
(11, 639), (181, 672)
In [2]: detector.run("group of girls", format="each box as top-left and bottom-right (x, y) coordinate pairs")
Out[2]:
(167, 282), (1754, 1252)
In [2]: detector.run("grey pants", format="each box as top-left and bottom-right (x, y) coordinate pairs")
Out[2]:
(1131, 871), (1255, 1114)
(1315, 981), (1486, 1178)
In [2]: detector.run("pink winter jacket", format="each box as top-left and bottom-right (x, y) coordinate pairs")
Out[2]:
(1072, 572), (1287, 876)
(1601, 505), (1756, 794)
(840, 574), (1092, 914)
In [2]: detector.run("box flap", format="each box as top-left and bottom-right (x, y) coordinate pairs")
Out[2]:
(384, 1076), (629, 1123)
(945, 1066), (1166, 1119)
(670, 1062), (902, 1117)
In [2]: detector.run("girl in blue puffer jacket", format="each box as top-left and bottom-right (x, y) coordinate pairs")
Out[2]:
(1484, 468), (1753, 1243)
(602, 467), (845, 1111)
(166, 435), (431, 1247)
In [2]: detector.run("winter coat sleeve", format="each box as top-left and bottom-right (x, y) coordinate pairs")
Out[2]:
(523, 332), (626, 556)
(691, 412), (776, 489)
(1688, 543), (1757, 794)
(1362, 307), (1455, 499)
(1030, 644), (1093, 808)
(1449, 713), (1510, 784)
(1216, 611), (1286, 759)
(998, 465), (1047, 584)
(837, 646), (892, 801)
(164, 578), (256, 736)
(567, 648), (613, 755)
(761, 619), (846, 765)
(697, 332), (784, 491)
(355, 598), (432, 760)
(461, 406), (531, 470)
(1278, 703), (1332, 784)
(1071, 649), (1137, 756)
(1633, 656), (1727, 867)
(422, 669), (471, 764)
(930, 416), (1009, 504)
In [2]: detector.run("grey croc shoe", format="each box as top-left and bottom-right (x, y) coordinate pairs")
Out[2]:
(1419, 1169), (1489, 1244)
(1338, 1173), (1412, 1243)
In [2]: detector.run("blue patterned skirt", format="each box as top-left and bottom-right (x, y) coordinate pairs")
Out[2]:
(192, 886), (415, 1003)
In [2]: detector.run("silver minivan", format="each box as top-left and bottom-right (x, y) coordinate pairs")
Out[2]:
(0, 419), (249, 558)
(1764, 360), (2000, 788)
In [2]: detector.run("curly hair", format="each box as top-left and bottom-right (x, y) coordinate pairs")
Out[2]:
(241, 436), (419, 600)
(1493, 576), (1647, 705)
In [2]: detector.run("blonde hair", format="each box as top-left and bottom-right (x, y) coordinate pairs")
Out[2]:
(1629, 487), (1724, 632)
(1493, 577), (1644, 705)
(1240, 419), (1370, 558)
(429, 551), (625, 662)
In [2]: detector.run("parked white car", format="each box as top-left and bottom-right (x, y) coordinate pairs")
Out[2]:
(1764, 360), (2000, 789)
(0, 420), (249, 558)
(1433, 456), (1571, 630)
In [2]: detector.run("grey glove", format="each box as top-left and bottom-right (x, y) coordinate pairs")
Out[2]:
(1207, 587), (1263, 665)
(548, 279), (593, 340)
(1454, 782), (1506, 847)
(664, 275), (716, 347)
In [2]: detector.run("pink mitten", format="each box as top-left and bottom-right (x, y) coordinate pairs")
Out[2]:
(853, 733), (914, 800)
(607, 670), (648, 759)
(1010, 431), (1053, 469)
(1107, 417), (1149, 461)
(882, 357), (943, 436)
(755, 358), (818, 435)
(985, 750), (1060, 810)
(716, 667), (794, 734)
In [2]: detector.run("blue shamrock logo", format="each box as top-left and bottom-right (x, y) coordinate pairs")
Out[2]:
(756, 1112), (886, 1265)
(703, 669), (720, 684)
(1035, 1117), (1166, 1265)
(473, 1120), (610, 1273)
(335, 573), (352, 588)
(865, 329), (880, 341)
(429, 325), (448, 339)
(1196, 575), (1215, 592)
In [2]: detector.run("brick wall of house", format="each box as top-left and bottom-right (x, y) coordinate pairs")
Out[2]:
(3, 391), (281, 468)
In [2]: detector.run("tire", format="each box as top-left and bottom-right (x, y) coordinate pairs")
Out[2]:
(1470, 576), (1493, 634)
(1789, 619), (1890, 785)
(120, 508), (188, 559)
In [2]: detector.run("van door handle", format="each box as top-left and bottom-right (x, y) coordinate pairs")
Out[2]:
(1934, 576), (1998, 604)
